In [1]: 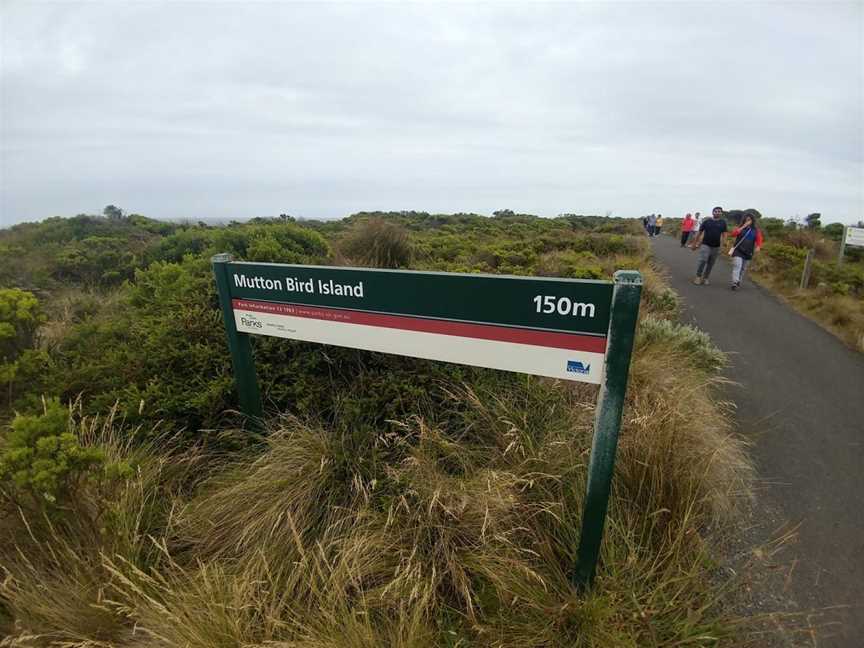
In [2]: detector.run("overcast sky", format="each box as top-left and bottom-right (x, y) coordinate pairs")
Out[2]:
(1, 1), (862, 227)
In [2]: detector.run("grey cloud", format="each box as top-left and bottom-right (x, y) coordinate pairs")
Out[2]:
(1, 1), (861, 225)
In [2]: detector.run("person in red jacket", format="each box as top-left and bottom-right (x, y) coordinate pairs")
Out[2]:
(680, 213), (695, 247)
(729, 214), (764, 290)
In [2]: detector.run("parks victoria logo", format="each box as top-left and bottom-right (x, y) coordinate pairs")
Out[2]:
(239, 313), (263, 329)
(566, 360), (591, 375)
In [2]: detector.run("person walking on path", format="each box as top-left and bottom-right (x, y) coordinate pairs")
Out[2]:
(690, 206), (728, 285)
(646, 213), (657, 236)
(680, 213), (695, 246)
(729, 214), (763, 290)
(689, 212), (701, 244)
(655, 214), (664, 236)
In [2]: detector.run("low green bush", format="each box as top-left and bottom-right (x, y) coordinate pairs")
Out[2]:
(0, 289), (44, 361)
(0, 399), (129, 509)
(147, 222), (330, 265)
(637, 316), (726, 373)
(536, 250), (604, 279)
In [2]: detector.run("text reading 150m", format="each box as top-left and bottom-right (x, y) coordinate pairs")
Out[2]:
(533, 295), (597, 318)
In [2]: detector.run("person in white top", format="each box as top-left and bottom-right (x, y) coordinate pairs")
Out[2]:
(688, 212), (701, 244)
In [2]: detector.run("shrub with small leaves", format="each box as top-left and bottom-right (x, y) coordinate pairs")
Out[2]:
(0, 288), (45, 363)
(0, 399), (105, 506)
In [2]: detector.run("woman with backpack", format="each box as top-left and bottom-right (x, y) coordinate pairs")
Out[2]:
(729, 214), (763, 290)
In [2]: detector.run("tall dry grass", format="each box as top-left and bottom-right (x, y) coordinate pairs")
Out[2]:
(1, 318), (764, 647)
(0, 406), (207, 646)
(337, 218), (413, 269)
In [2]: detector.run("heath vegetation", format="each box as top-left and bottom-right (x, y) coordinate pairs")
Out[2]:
(0, 210), (772, 646)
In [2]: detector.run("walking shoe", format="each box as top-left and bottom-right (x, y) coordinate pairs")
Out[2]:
(702, 279), (710, 285)
(692, 277), (703, 285)
(731, 282), (738, 291)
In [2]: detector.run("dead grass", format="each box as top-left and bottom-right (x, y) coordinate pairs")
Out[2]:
(337, 218), (413, 269)
(0, 405), (207, 647)
(1, 311), (772, 647)
(747, 271), (864, 353)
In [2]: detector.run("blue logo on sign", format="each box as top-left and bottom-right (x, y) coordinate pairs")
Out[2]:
(567, 360), (591, 375)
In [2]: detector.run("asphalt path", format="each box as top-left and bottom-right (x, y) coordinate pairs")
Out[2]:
(651, 234), (864, 647)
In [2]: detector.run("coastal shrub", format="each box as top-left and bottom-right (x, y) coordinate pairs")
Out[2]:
(0, 399), (108, 509)
(148, 222), (330, 265)
(535, 250), (604, 279)
(0, 212), (768, 646)
(0, 288), (44, 361)
(636, 316), (726, 373)
(640, 268), (681, 318)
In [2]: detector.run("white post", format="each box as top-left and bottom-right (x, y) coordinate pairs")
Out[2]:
(800, 249), (815, 289)
(837, 226), (847, 266)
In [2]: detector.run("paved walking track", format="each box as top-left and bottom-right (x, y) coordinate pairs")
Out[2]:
(651, 235), (864, 647)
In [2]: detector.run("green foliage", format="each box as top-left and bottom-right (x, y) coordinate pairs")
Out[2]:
(812, 258), (864, 295)
(103, 204), (125, 220)
(0, 212), (649, 434)
(0, 399), (108, 505)
(0, 213), (175, 290)
(1, 349), (52, 413)
(0, 290), (46, 405)
(147, 221), (330, 265)
(760, 243), (864, 296)
(643, 283), (681, 316)
(637, 316), (726, 373)
(759, 217), (787, 237)
(536, 250), (604, 279)
(54, 235), (139, 285)
(0, 288), (44, 361)
(764, 242), (807, 266)
(0, 211), (771, 645)
(0, 212), (653, 432)
(823, 222), (846, 241)
(52, 258), (232, 432)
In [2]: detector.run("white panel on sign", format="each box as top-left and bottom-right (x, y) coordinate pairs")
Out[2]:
(845, 226), (864, 247)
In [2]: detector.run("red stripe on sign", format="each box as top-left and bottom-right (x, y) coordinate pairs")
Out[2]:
(232, 299), (607, 353)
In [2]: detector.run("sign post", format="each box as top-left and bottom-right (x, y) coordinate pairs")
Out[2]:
(212, 256), (640, 588)
(212, 254), (263, 422)
(572, 271), (642, 588)
(839, 225), (864, 265)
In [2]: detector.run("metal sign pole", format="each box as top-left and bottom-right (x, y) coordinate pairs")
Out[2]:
(573, 270), (642, 589)
(212, 253), (264, 423)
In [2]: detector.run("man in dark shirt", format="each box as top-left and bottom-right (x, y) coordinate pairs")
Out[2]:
(689, 206), (728, 285)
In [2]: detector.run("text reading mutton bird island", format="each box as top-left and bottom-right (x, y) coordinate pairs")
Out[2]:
(233, 272), (601, 318)
(234, 273), (365, 298)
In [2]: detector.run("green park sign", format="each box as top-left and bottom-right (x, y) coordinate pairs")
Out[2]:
(212, 254), (642, 588)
